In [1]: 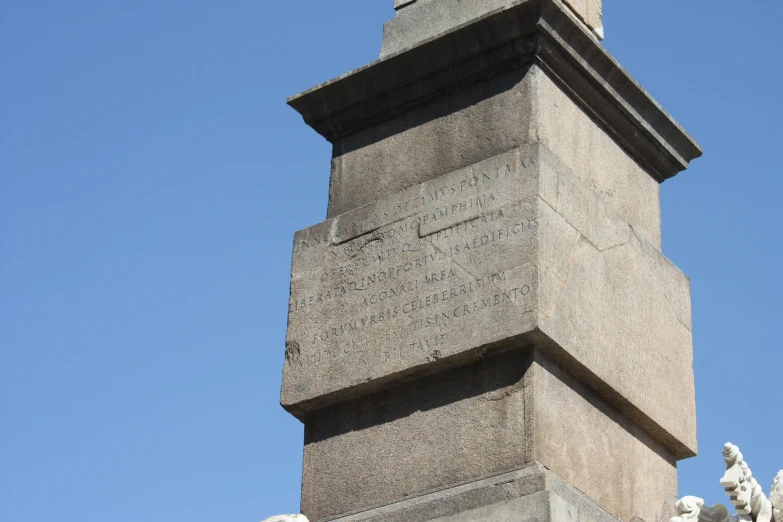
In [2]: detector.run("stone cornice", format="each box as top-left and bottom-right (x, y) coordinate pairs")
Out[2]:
(287, 0), (701, 182)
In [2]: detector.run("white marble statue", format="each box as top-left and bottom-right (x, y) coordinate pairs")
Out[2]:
(262, 515), (309, 522)
(672, 496), (709, 522)
(720, 443), (772, 522)
(671, 496), (736, 522)
(771, 471), (783, 522)
(671, 443), (781, 522)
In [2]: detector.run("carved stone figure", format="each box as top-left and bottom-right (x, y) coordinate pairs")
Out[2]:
(261, 515), (309, 522)
(771, 472), (783, 522)
(671, 496), (737, 522)
(672, 497), (708, 522)
(721, 444), (753, 516)
(672, 443), (779, 522)
(721, 443), (772, 522)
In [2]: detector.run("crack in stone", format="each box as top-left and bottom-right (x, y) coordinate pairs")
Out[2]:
(348, 236), (384, 259)
(595, 239), (632, 253)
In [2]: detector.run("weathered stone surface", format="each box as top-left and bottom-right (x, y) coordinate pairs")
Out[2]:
(382, 0), (520, 58)
(283, 142), (695, 459)
(283, 2), (702, 522)
(301, 350), (535, 521)
(394, 0), (416, 10)
(563, 0), (602, 30)
(531, 68), (663, 248)
(535, 142), (695, 453)
(326, 65), (537, 219)
(384, 0), (602, 58)
(324, 463), (621, 522)
(300, 351), (675, 522)
(291, 0), (701, 189)
(285, 147), (538, 413)
(326, 65), (663, 248)
(530, 353), (678, 522)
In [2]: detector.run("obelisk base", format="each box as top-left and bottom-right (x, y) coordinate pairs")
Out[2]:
(300, 348), (678, 522)
(327, 463), (640, 522)
(285, 3), (701, 522)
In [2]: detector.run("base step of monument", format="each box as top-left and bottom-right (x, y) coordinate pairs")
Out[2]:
(321, 463), (620, 522)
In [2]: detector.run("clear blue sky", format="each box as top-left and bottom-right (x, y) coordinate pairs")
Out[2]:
(1, 1), (780, 521)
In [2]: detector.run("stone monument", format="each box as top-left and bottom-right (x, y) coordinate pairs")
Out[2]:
(280, 1), (702, 521)
(670, 444), (782, 522)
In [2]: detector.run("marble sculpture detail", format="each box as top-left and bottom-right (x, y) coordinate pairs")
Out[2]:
(671, 443), (780, 522)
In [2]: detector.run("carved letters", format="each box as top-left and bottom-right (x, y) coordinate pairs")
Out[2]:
(283, 151), (538, 403)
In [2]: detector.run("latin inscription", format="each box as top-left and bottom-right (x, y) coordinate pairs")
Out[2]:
(286, 270), (533, 371)
(285, 149), (539, 394)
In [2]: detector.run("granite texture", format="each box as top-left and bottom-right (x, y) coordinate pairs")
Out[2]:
(534, 142), (695, 455)
(530, 68), (663, 248)
(324, 463), (623, 522)
(327, 65), (537, 220)
(283, 142), (696, 459)
(300, 350), (678, 522)
(394, 0), (417, 10)
(328, 65), (662, 247)
(301, 350), (534, 521)
(382, 0), (519, 58)
(563, 0), (602, 29)
(530, 353), (679, 522)
(289, 0), (701, 186)
(384, 0), (602, 58)
(283, 3), (701, 522)
(285, 147), (539, 415)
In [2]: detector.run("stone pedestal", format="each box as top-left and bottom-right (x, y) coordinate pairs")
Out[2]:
(298, 349), (679, 522)
(327, 463), (669, 522)
(282, 1), (701, 521)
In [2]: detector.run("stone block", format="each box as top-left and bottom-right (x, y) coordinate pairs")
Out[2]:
(301, 350), (534, 521)
(393, 0), (417, 10)
(283, 142), (695, 460)
(562, 0), (602, 30)
(290, 0), (701, 210)
(284, 3), (702, 522)
(299, 350), (677, 522)
(323, 463), (623, 522)
(534, 143), (695, 453)
(327, 66), (662, 248)
(530, 353), (679, 522)
(383, 0), (603, 58)
(382, 0), (520, 58)
(530, 69), (663, 248)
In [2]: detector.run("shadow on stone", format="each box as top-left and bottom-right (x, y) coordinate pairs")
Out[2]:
(305, 346), (533, 444)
